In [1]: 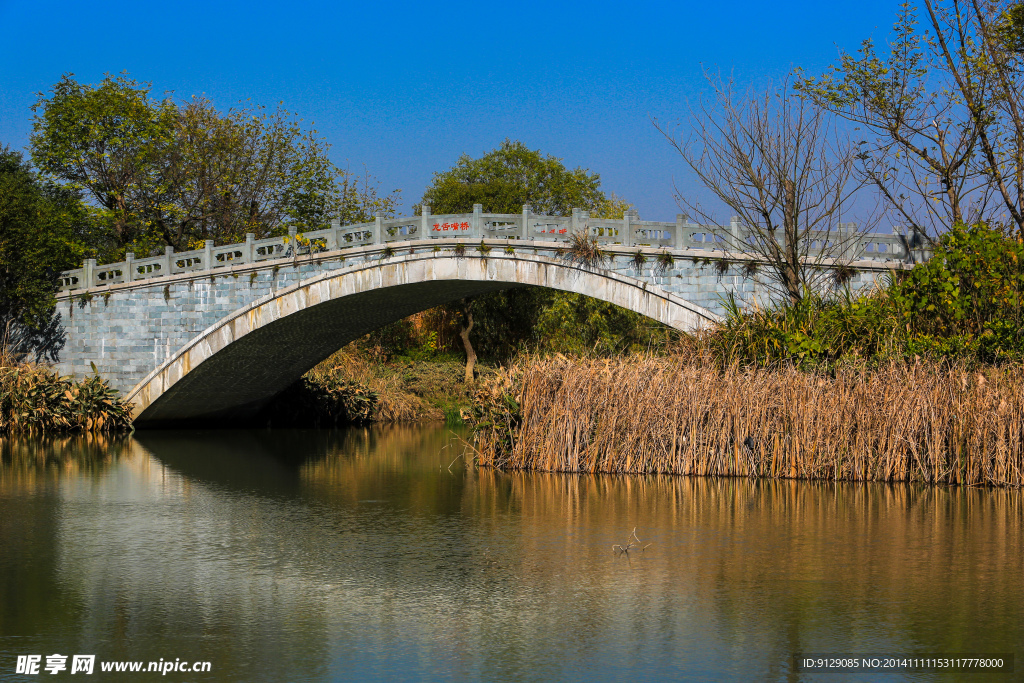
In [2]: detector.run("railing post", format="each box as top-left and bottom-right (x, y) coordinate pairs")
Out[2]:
(571, 207), (580, 236)
(125, 252), (135, 282)
(421, 205), (431, 238)
(324, 223), (337, 251)
(730, 216), (743, 253)
(624, 210), (633, 247)
(163, 245), (174, 275)
(522, 204), (531, 240)
(334, 219), (344, 250)
(204, 240), (214, 271)
(910, 225), (930, 263)
(893, 225), (907, 262)
(675, 214), (686, 251)
(473, 203), (483, 239)
(374, 212), (383, 244)
(84, 258), (96, 289)
(245, 233), (255, 263)
(841, 222), (860, 261)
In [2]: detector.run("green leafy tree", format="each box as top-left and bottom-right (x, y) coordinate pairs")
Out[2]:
(796, 1), (1024, 238)
(890, 222), (1024, 359)
(31, 73), (399, 261)
(29, 73), (176, 260)
(534, 293), (672, 355)
(0, 146), (85, 361)
(708, 223), (1024, 366)
(414, 140), (666, 377)
(420, 139), (609, 215)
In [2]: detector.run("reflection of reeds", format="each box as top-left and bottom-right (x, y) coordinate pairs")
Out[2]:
(0, 432), (136, 489)
(471, 356), (1024, 486)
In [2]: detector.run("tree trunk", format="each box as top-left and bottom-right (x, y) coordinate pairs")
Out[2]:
(782, 178), (802, 304)
(458, 299), (477, 383)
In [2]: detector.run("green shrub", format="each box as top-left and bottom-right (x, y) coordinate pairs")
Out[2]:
(707, 223), (1024, 367)
(0, 363), (133, 432)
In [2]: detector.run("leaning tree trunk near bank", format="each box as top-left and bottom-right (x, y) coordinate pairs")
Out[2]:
(458, 298), (477, 384)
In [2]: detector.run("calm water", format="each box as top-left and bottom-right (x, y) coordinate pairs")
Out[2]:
(0, 426), (1021, 682)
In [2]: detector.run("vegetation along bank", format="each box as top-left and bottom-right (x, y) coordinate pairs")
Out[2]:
(468, 356), (1024, 487)
(0, 359), (133, 434)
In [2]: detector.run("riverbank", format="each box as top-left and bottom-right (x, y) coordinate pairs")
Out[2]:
(0, 358), (133, 433)
(263, 347), (497, 426)
(468, 355), (1024, 487)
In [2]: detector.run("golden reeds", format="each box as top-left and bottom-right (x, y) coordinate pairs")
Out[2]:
(471, 356), (1024, 486)
(305, 348), (436, 422)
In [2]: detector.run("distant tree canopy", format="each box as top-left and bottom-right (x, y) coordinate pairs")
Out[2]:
(31, 73), (399, 262)
(420, 139), (620, 217)
(386, 140), (670, 370)
(0, 147), (85, 361)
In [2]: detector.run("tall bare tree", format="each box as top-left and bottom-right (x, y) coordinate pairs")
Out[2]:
(656, 76), (867, 305)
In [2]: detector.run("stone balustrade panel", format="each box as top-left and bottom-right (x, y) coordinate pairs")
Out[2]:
(57, 209), (930, 292)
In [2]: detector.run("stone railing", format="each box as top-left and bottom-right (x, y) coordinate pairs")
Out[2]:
(57, 205), (930, 292)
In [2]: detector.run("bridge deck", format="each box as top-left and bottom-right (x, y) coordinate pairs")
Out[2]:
(58, 206), (926, 293)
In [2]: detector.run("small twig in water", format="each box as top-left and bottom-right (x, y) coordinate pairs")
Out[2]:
(612, 527), (652, 555)
(447, 451), (465, 473)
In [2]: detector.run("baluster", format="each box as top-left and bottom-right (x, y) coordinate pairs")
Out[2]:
(473, 203), (482, 240)
(421, 205), (431, 239)
(84, 259), (96, 289)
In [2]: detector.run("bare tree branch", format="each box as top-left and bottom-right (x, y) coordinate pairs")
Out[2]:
(655, 74), (870, 304)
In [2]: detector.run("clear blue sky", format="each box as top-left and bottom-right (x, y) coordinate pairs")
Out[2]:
(0, 0), (900, 221)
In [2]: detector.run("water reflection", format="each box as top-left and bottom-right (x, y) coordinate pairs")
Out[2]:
(1, 427), (1021, 681)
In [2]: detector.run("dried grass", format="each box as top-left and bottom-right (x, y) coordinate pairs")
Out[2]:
(471, 356), (1024, 486)
(311, 348), (434, 422)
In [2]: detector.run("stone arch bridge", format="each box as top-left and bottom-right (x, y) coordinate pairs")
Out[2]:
(54, 206), (920, 426)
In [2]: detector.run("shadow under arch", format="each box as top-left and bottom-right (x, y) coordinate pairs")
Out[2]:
(129, 252), (719, 426)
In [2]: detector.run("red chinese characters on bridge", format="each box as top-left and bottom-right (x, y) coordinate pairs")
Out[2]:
(433, 222), (471, 232)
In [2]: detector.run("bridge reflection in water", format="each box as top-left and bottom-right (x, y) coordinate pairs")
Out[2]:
(1, 427), (1020, 680)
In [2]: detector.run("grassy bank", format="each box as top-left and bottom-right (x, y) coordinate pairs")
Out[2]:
(0, 358), (133, 433)
(264, 347), (497, 426)
(469, 356), (1024, 487)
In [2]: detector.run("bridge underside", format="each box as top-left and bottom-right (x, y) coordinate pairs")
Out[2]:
(103, 252), (721, 427)
(136, 279), (518, 427)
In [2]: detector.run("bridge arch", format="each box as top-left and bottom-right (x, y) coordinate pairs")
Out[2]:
(128, 251), (719, 426)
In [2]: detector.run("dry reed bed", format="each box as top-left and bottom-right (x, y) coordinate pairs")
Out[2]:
(471, 357), (1024, 486)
